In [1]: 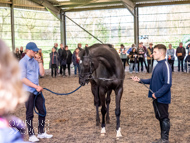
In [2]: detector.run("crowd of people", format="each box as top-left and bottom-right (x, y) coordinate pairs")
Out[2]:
(14, 42), (190, 77)
(119, 42), (190, 73)
(13, 43), (89, 78)
(49, 43), (86, 78)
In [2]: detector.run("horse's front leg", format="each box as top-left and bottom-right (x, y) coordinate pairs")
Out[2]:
(99, 87), (107, 136)
(91, 83), (100, 126)
(115, 87), (123, 138)
(106, 90), (112, 124)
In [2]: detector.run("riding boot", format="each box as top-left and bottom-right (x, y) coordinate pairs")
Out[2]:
(152, 120), (167, 143)
(160, 120), (162, 137)
(161, 118), (170, 143)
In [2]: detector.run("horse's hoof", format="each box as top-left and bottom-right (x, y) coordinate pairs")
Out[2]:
(116, 127), (122, 138)
(100, 127), (106, 136)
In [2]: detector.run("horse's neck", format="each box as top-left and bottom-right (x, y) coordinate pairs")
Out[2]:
(94, 55), (116, 76)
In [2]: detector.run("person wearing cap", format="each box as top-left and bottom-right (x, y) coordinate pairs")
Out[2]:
(147, 43), (154, 73)
(19, 42), (53, 142)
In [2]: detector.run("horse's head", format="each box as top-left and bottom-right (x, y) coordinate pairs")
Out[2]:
(79, 47), (98, 86)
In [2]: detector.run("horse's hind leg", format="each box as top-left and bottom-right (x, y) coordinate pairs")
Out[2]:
(115, 87), (123, 138)
(106, 90), (112, 124)
(91, 83), (100, 126)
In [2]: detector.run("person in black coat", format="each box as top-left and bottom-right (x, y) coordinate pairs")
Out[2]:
(58, 43), (64, 75)
(65, 45), (72, 76)
(14, 48), (21, 61)
(176, 42), (186, 72)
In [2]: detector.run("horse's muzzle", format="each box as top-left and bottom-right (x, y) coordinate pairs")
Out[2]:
(79, 75), (90, 86)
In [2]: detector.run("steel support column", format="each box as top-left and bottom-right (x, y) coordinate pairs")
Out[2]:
(134, 7), (139, 47)
(60, 10), (66, 46)
(10, 0), (15, 51)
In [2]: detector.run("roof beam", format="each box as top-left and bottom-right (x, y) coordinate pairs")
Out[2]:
(58, 1), (122, 8)
(121, 0), (135, 16)
(63, 0), (100, 12)
(30, 0), (61, 20)
(136, 0), (190, 7)
(65, 5), (124, 12)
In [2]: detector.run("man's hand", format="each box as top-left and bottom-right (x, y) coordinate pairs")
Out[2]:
(35, 54), (42, 63)
(152, 93), (157, 99)
(36, 86), (43, 92)
(131, 76), (140, 82)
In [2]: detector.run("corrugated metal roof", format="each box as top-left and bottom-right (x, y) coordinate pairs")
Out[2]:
(0, 0), (46, 11)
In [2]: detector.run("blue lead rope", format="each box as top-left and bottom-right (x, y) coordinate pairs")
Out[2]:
(34, 85), (82, 117)
(34, 92), (46, 117)
(43, 85), (82, 95)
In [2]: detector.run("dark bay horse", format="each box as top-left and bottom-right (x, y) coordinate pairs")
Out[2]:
(79, 44), (125, 138)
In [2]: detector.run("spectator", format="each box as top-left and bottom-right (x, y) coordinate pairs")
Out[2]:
(119, 44), (127, 70)
(126, 44), (136, 65)
(184, 51), (190, 72)
(50, 47), (59, 78)
(0, 39), (29, 143)
(14, 47), (21, 61)
(141, 42), (147, 54)
(85, 44), (88, 48)
(127, 44), (136, 54)
(147, 43), (154, 73)
(21, 49), (26, 59)
(78, 43), (83, 51)
(137, 43), (147, 72)
(72, 48), (80, 76)
(167, 44), (175, 72)
(58, 44), (65, 75)
(129, 48), (138, 73)
(19, 42), (53, 142)
(186, 43), (190, 51)
(54, 43), (58, 51)
(20, 46), (24, 55)
(176, 42), (186, 72)
(65, 45), (72, 76)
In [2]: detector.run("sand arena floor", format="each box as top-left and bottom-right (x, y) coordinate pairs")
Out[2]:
(14, 70), (190, 143)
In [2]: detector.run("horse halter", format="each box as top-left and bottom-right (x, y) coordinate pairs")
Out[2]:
(79, 56), (93, 80)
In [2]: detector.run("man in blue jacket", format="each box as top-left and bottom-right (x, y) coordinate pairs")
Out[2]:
(132, 44), (172, 143)
(19, 42), (53, 142)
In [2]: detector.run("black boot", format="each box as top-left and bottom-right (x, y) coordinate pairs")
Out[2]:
(161, 118), (170, 143)
(152, 120), (168, 143)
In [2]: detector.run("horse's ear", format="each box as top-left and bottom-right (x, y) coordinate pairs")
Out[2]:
(85, 46), (89, 55)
